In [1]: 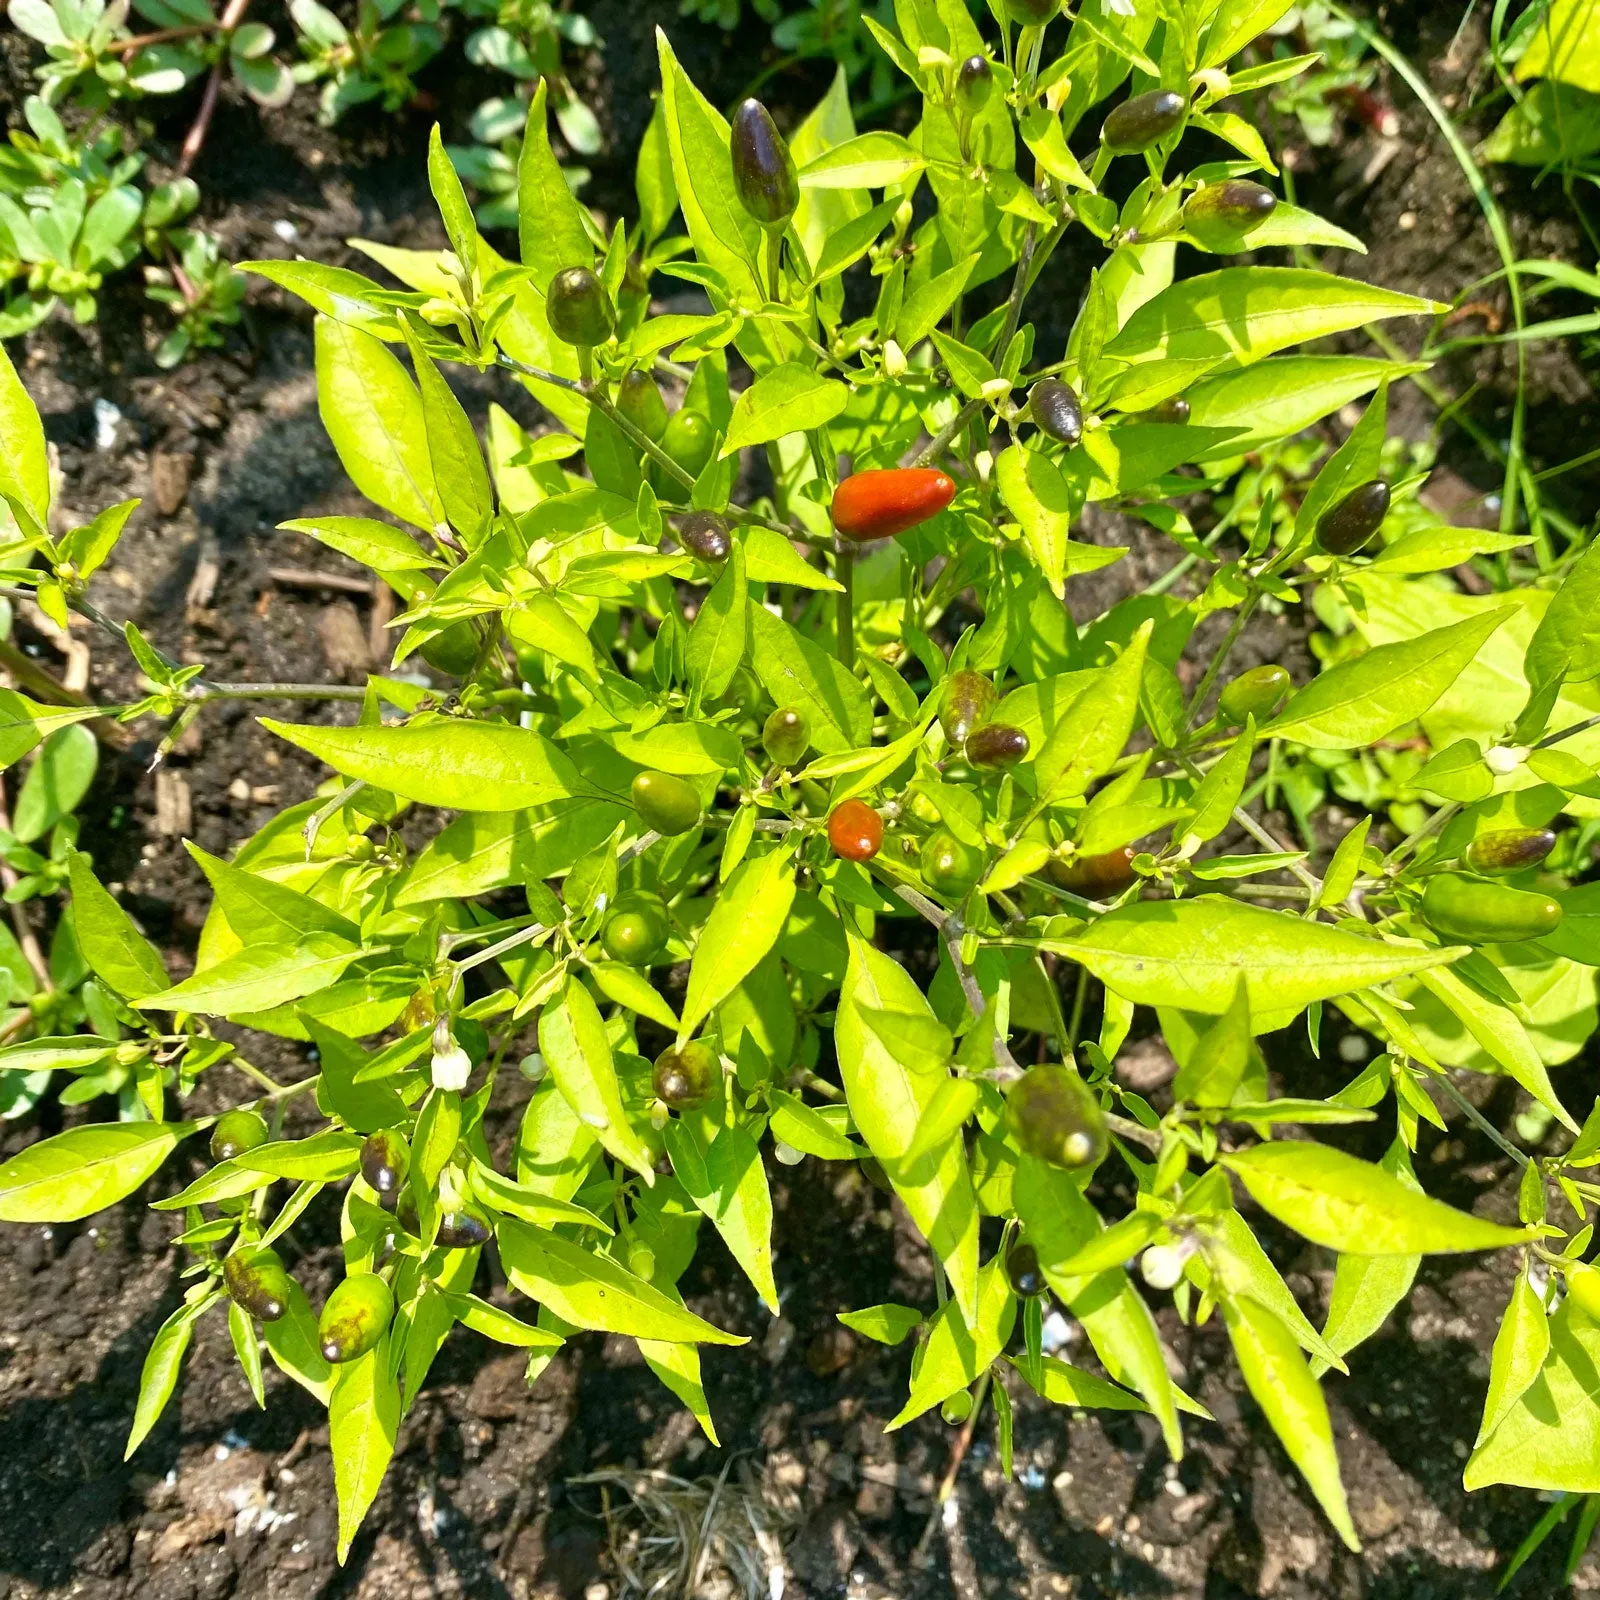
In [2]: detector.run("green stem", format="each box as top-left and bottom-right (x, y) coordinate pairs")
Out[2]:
(1180, 591), (1258, 736)
(835, 538), (855, 669)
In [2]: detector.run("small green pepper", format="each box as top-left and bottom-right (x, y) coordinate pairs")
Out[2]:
(420, 619), (481, 677)
(763, 706), (809, 766)
(1007, 1065), (1108, 1170)
(654, 1042), (717, 1108)
(546, 266), (615, 348)
(359, 1129), (409, 1198)
(617, 369), (668, 442)
(729, 98), (798, 229)
(1029, 379), (1083, 447)
(939, 669), (998, 746)
(1315, 479), (1391, 556)
(1218, 664), (1290, 724)
(1463, 827), (1556, 875)
(678, 510), (730, 562)
(965, 723), (1029, 769)
(1002, 0), (1056, 21)
(631, 770), (702, 836)
(1420, 871), (1562, 944)
(224, 1246), (294, 1323)
(1182, 180), (1277, 248)
(655, 409), (716, 489)
(921, 828), (984, 897)
(1136, 396), (1190, 425)
(1101, 89), (1187, 152)
(436, 1209), (493, 1249)
(318, 1272), (395, 1363)
(955, 55), (993, 112)
(1007, 1241), (1044, 1296)
(602, 904), (667, 965)
(211, 1108), (268, 1163)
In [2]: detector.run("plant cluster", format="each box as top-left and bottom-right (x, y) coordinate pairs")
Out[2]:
(4, 0), (601, 360)
(3, 0), (1600, 1569)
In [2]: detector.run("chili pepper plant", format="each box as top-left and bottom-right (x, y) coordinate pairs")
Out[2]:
(1, 0), (1598, 1564)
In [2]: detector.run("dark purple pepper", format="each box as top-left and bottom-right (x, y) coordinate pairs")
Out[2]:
(955, 55), (993, 113)
(1463, 827), (1557, 875)
(1030, 379), (1083, 446)
(1183, 180), (1278, 247)
(1101, 90), (1187, 152)
(730, 99), (798, 229)
(546, 266), (615, 347)
(1315, 480), (1391, 556)
(965, 723), (1029, 769)
(678, 510), (731, 563)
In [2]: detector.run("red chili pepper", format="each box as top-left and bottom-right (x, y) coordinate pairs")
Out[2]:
(828, 799), (883, 861)
(830, 468), (956, 542)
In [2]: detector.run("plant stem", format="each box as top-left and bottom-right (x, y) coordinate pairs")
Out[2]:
(192, 681), (370, 703)
(1430, 1067), (1531, 1168)
(1181, 591), (1258, 735)
(176, 0), (253, 180)
(834, 538), (855, 668)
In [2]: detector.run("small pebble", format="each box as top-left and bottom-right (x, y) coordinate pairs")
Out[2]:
(93, 397), (121, 451)
(272, 219), (299, 242)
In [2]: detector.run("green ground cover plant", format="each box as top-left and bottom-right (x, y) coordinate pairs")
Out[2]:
(3, 0), (1600, 1567)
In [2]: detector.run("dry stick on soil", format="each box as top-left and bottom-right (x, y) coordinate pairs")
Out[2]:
(913, 1367), (993, 1566)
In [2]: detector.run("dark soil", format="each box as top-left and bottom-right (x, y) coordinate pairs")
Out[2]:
(2, 1), (1598, 1596)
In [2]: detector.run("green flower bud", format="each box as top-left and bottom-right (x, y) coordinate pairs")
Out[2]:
(1029, 379), (1083, 446)
(617, 369), (669, 442)
(955, 55), (993, 113)
(1462, 827), (1557, 875)
(1419, 871), (1562, 944)
(1007, 1065), (1108, 1170)
(763, 706), (810, 767)
(1315, 479), (1391, 556)
(921, 828), (984, 897)
(965, 723), (1030, 769)
(223, 1246), (294, 1323)
(1217, 663), (1291, 724)
(359, 1129), (410, 1197)
(631, 770), (702, 836)
(211, 1108), (268, 1163)
(730, 99), (798, 229)
(318, 1272), (395, 1363)
(654, 1042), (716, 1109)
(939, 669), (998, 746)
(1101, 90), (1187, 152)
(1140, 1240), (1191, 1290)
(678, 510), (731, 562)
(546, 266), (615, 348)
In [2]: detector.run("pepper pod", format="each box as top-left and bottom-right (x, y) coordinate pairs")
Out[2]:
(602, 902), (668, 965)
(652, 409), (716, 494)
(1007, 1065), (1108, 1170)
(1463, 827), (1557, 875)
(1315, 480), (1391, 556)
(436, 1208), (493, 1249)
(211, 1108), (268, 1163)
(223, 1246), (295, 1323)
(1136, 396), (1191, 425)
(546, 266), (615, 349)
(921, 828), (985, 897)
(965, 723), (1030, 770)
(318, 1272), (395, 1363)
(1182, 181), (1278, 249)
(631, 770), (703, 836)
(1047, 845), (1138, 897)
(654, 1042), (717, 1108)
(938, 669), (998, 745)
(763, 706), (810, 766)
(828, 798), (884, 861)
(1002, 0), (1056, 21)
(617, 370), (669, 442)
(1006, 1241), (1045, 1296)
(1419, 872), (1562, 944)
(1217, 664), (1290, 725)
(360, 1129), (410, 1200)
(831, 468), (957, 542)
(954, 55), (993, 114)
(1029, 379), (1083, 447)
(1100, 89), (1187, 152)
(678, 510), (731, 562)
(730, 99), (799, 230)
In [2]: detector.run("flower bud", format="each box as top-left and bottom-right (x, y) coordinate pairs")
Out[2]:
(730, 99), (798, 229)
(1139, 1240), (1193, 1290)
(431, 1033), (472, 1093)
(546, 265), (615, 348)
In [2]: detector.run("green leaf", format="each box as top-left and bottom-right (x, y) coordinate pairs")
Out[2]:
(749, 605), (872, 753)
(136, 935), (359, 1016)
(0, 1120), (194, 1221)
(1365, 525), (1533, 575)
(1203, 0), (1298, 67)
(1477, 1268), (1550, 1447)
(685, 539), (747, 704)
(447, 1291), (566, 1349)
(0, 1035), (120, 1072)
(836, 931), (981, 1323)
(68, 851), (169, 1000)
(238, 260), (400, 340)
(587, 962), (679, 1031)
(240, 1129), (364, 1181)
(1172, 975), (1251, 1105)
(722, 363), (848, 456)
(995, 444), (1099, 600)
(13, 724), (97, 844)
(1293, 381), (1390, 545)
(664, 1122), (779, 1312)
(406, 332), (493, 541)
(742, 525), (841, 590)
(539, 977), (655, 1181)
(1034, 623), (1149, 803)
(1222, 1142), (1533, 1254)
(1103, 268), (1441, 368)
(125, 1292), (219, 1458)
(1008, 1353), (1149, 1413)
(1526, 534), (1600, 694)
(307, 1019), (408, 1134)
(798, 131), (924, 189)
(518, 78), (594, 285)
(1180, 720), (1254, 851)
(1222, 1293), (1359, 1550)
(1050, 897), (1464, 1032)
(680, 847), (797, 1044)
(1265, 609), (1516, 750)
(185, 841), (360, 947)
(261, 717), (597, 810)
(427, 123), (478, 277)
(498, 1217), (746, 1344)
(0, 337), (50, 531)
(887, 1255), (1016, 1430)
(837, 1302), (922, 1344)
(315, 316), (444, 533)
(767, 1091), (861, 1160)
(278, 516), (440, 574)
(329, 1342), (400, 1563)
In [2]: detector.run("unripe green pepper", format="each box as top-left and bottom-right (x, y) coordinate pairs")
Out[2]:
(1315, 479), (1390, 556)
(1568, 1263), (1600, 1320)
(939, 669), (997, 745)
(1007, 1065), (1108, 1170)
(1419, 871), (1562, 944)
(360, 1129), (409, 1198)
(921, 828), (984, 897)
(730, 98), (799, 229)
(763, 706), (809, 766)
(420, 619), (481, 677)
(1002, 0), (1056, 21)
(955, 55), (993, 113)
(318, 1272), (395, 1363)
(965, 723), (1029, 769)
(617, 369), (669, 442)
(631, 770), (702, 836)
(1218, 663), (1290, 724)
(602, 904), (667, 965)
(655, 409), (716, 488)
(1136, 396), (1190, 425)
(1463, 827), (1556, 875)
(678, 510), (730, 562)
(1182, 180), (1277, 248)
(941, 1390), (974, 1424)
(654, 1042), (716, 1108)
(436, 1208), (493, 1249)
(546, 266), (615, 348)
(1101, 89), (1187, 152)
(1029, 379), (1083, 447)
(224, 1246), (294, 1323)
(211, 1108), (268, 1163)
(1006, 1241), (1044, 1296)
